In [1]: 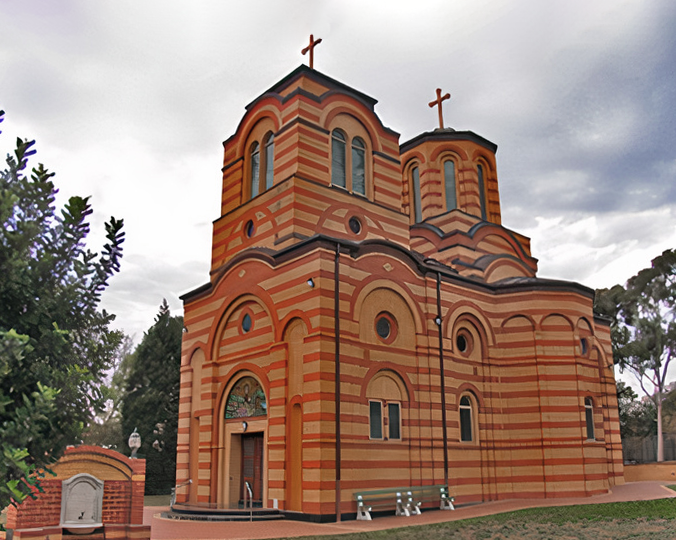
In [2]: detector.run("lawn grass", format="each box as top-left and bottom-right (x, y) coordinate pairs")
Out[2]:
(144, 493), (171, 506)
(279, 499), (676, 540)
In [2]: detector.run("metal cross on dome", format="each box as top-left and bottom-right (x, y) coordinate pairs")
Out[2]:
(302, 34), (322, 69)
(429, 88), (451, 129)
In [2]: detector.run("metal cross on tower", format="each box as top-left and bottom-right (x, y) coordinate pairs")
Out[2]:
(429, 88), (451, 129)
(302, 34), (322, 69)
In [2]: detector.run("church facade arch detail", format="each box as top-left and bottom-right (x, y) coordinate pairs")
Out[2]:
(176, 64), (623, 520)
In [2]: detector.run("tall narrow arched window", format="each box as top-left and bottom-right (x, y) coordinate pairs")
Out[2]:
(250, 142), (260, 199)
(444, 160), (457, 211)
(584, 397), (595, 440)
(351, 137), (366, 196)
(477, 164), (487, 220)
(264, 134), (274, 190)
(412, 166), (422, 223)
(459, 395), (473, 442)
(331, 129), (347, 188)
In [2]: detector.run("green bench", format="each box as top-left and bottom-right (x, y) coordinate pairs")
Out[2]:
(353, 484), (454, 520)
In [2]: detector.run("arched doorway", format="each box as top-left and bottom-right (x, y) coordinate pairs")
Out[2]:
(223, 376), (267, 507)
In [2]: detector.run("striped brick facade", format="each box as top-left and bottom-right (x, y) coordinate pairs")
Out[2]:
(175, 65), (623, 520)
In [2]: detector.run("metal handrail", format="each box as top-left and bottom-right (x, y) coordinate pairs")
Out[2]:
(244, 481), (253, 521)
(170, 479), (192, 510)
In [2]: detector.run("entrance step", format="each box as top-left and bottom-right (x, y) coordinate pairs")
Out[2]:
(163, 506), (284, 522)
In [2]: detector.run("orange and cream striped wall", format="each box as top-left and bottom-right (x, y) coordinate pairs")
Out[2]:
(174, 65), (623, 521)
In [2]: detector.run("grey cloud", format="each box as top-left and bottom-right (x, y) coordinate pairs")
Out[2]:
(3, 0), (676, 340)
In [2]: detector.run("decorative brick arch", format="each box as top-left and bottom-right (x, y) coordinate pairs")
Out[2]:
(320, 100), (385, 154)
(209, 289), (277, 361)
(430, 144), (470, 163)
(215, 365), (272, 422)
(445, 302), (496, 350)
(352, 279), (424, 336)
(230, 102), (283, 158)
(360, 364), (416, 406)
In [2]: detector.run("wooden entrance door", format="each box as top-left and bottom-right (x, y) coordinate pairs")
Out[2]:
(240, 433), (264, 506)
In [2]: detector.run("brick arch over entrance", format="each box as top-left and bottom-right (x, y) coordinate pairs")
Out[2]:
(215, 369), (270, 508)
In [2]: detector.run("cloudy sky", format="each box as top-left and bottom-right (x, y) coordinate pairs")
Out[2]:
(2, 0), (675, 349)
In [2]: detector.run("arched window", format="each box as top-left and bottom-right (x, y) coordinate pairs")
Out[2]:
(331, 128), (371, 196)
(247, 132), (275, 201)
(477, 163), (487, 220)
(250, 142), (260, 199)
(366, 371), (407, 441)
(584, 397), (595, 440)
(459, 395), (474, 442)
(264, 133), (275, 190)
(444, 159), (457, 211)
(352, 137), (366, 196)
(411, 166), (422, 223)
(331, 129), (347, 188)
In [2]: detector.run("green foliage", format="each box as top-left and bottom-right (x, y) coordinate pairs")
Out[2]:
(616, 381), (656, 439)
(81, 335), (135, 449)
(121, 300), (182, 495)
(0, 329), (58, 509)
(0, 110), (124, 510)
(596, 249), (676, 459)
(596, 249), (676, 396)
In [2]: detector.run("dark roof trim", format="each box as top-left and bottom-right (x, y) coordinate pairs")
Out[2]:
(372, 149), (401, 166)
(249, 65), (378, 110)
(412, 215), (536, 266)
(221, 155), (243, 173)
(223, 66), (399, 150)
(400, 129), (498, 154)
(181, 233), (593, 303)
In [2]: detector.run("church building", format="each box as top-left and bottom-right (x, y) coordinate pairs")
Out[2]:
(175, 58), (623, 520)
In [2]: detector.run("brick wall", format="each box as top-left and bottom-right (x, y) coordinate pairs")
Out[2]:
(7, 446), (149, 539)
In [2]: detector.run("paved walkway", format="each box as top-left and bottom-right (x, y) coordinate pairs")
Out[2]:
(145, 481), (676, 540)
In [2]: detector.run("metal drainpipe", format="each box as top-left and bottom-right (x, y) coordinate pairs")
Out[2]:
(437, 272), (449, 486)
(334, 242), (342, 522)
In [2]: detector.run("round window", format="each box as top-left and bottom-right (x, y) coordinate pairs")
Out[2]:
(348, 216), (362, 235)
(245, 220), (255, 238)
(374, 313), (397, 344)
(242, 313), (252, 333)
(376, 317), (391, 340)
(456, 334), (468, 353)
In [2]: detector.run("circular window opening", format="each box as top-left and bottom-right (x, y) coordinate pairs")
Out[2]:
(242, 313), (253, 333)
(456, 334), (468, 353)
(245, 220), (255, 238)
(348, 216), (362, 235)
(580, 338), (588, 356)
(376, 316), (391, 340)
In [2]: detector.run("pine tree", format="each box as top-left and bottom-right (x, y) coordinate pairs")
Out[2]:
(121, 300), (182, 494)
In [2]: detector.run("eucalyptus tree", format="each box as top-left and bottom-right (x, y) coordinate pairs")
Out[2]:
(596, 249), (676, 461)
